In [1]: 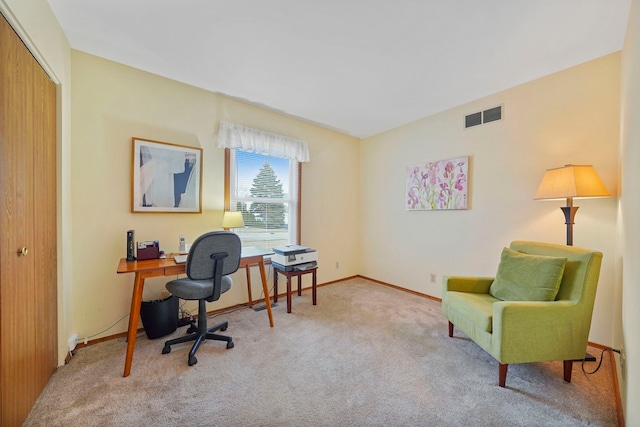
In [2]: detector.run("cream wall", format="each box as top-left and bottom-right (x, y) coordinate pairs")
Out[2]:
(359, 53), (620, 347)
(1, 0), (73, 365)
(620, 0), (640, 423)
(4, 3), (637, 422)
(69, 51), (360, 342)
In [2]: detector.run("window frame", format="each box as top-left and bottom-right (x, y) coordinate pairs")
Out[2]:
(224, 148), (302, 247)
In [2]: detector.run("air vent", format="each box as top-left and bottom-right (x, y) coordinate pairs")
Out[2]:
(465, 112), (482, 128)
(483, 106), (502, 123)
(464, 105), (503, 129)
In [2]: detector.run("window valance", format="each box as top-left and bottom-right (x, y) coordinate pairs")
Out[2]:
(216, 121), (310, 162)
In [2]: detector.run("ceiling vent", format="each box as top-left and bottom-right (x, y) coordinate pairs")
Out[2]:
(464, 105), (503, 129)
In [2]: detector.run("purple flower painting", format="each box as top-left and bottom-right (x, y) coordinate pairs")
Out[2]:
(406, 156), (469, 210)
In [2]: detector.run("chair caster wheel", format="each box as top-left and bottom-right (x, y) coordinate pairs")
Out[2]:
(226, 341), (234, 349)
(186, 326), (196, 334)
(188, 356), (197, 366)
(162, 346), (171, 354)
(220, 325), (228, 332)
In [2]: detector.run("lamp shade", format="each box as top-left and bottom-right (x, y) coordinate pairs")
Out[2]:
(221, 211), (244, 228)
(534, 164), (610, 200)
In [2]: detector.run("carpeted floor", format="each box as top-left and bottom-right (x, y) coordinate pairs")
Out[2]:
(25, 278), (618, 426)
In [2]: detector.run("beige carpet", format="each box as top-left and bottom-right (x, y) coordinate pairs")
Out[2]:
(25, 278), (618, 426)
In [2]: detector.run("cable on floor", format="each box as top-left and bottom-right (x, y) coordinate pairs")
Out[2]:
(581, 347), (621, 375)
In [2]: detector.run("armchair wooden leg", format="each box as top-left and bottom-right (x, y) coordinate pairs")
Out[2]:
(499, 363), (508, 387)
(563, 360), (573, 383)
(448, 321), (454, 337)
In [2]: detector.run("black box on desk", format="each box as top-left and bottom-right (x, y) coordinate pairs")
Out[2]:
(140, 295), (178, 339)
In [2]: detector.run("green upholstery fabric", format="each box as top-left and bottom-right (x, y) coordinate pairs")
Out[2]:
(489, 247), (566, 301)
(442, 241), (603, 380)
(444, 292), (499, 332)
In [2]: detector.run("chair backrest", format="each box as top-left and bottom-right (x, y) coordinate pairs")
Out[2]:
(186, 231), (241, 281)
(509, 240), (603, 307)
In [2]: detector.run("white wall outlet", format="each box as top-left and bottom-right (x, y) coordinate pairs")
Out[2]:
(336, 261), (340, 269)
(620, 345), (626, 378)
(430, 273), (437, 284)
(68, 333), (79, 352)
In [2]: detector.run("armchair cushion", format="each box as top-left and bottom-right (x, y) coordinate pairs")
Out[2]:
(444, 292), (499, 332)
(489, 247), (566, 302)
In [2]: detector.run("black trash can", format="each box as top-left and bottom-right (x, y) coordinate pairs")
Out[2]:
(140, 295), (179, 339)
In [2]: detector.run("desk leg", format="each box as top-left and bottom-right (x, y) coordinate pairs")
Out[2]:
(258, 261), (274, 327)
(312, 269), (317, 305)
(245, 266), (253, 308)
(298, 275), (302, 296)
(123, 272), (145, 377)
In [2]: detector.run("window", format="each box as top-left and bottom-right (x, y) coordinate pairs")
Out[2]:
(218, 121), (309, 252)
(226, 149), (301, 251)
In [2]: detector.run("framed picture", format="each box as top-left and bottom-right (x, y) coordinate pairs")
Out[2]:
(131, 137), (203, 213)
(406, 156), (469, 210)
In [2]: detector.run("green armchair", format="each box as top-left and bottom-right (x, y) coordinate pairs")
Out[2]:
(442, 240), (603, 387)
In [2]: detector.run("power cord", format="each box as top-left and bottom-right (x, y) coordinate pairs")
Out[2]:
(67, 312), (131, 359)
(207, 304), (250, 321)
(75, 269), (270, 353)
(251, 264), (278, 311)
(581, 348), (621, 375)
(178, 299), (194, 324)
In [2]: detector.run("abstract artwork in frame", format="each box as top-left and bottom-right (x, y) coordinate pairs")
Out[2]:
(131, 137), (203, 213)
(406, 156), (469, 210)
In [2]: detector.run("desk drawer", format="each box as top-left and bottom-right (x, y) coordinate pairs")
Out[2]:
(164, 266), (185, 276)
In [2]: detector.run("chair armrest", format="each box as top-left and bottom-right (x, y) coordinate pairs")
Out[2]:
(492, 300), (587, 362)
(495, 300), (577, 328)
(443, 276), (495, 294)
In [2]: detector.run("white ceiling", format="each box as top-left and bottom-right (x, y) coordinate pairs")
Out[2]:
(47, 0), (631, 138)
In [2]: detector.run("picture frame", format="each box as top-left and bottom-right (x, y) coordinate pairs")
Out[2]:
(406, 156), (469, 210)
(131, 137), (203, 213)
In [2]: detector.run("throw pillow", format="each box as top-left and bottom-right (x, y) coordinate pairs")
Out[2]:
(489, 247), (566, 301)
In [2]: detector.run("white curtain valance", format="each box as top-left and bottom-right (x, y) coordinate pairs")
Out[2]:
(216, 121), (310, 162)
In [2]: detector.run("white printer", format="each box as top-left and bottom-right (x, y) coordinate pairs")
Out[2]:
(271, 245), (318, 271)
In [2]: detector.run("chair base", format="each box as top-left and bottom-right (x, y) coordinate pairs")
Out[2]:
(162, 299), (233, 366)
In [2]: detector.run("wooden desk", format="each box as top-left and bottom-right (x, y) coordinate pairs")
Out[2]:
(273, 266), (317, 313)
(241, 246), (275, 308)
(116, 246), (274, 377)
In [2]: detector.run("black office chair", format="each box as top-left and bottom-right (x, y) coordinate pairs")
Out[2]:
(162, 231), (241, 366)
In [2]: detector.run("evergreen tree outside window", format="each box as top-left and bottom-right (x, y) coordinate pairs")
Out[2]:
(228, 149), (299, 251)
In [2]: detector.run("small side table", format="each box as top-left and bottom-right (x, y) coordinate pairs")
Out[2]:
(273, 266), (318, 313)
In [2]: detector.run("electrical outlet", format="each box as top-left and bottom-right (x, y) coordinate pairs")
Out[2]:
(68, 333), (78, 352)
(430, 273), (436, 284)
(620, 346), (626, 378)
(336, 261), (339, 269)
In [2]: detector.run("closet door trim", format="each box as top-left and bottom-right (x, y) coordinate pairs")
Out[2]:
(0, 6), (61, 84)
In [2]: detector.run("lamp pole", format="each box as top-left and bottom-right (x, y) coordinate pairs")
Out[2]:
(560, 197), (579, 246)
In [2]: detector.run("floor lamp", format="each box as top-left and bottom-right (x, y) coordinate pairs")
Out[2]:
(534, 164), (610, 361)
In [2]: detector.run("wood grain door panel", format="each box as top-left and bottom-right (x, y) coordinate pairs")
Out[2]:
(0, 12), (57, 425)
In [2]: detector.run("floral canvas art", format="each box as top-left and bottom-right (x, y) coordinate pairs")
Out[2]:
(406, 156), (469, 210)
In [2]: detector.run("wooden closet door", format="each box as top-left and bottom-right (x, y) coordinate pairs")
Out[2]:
(0, 13), (57, 426)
